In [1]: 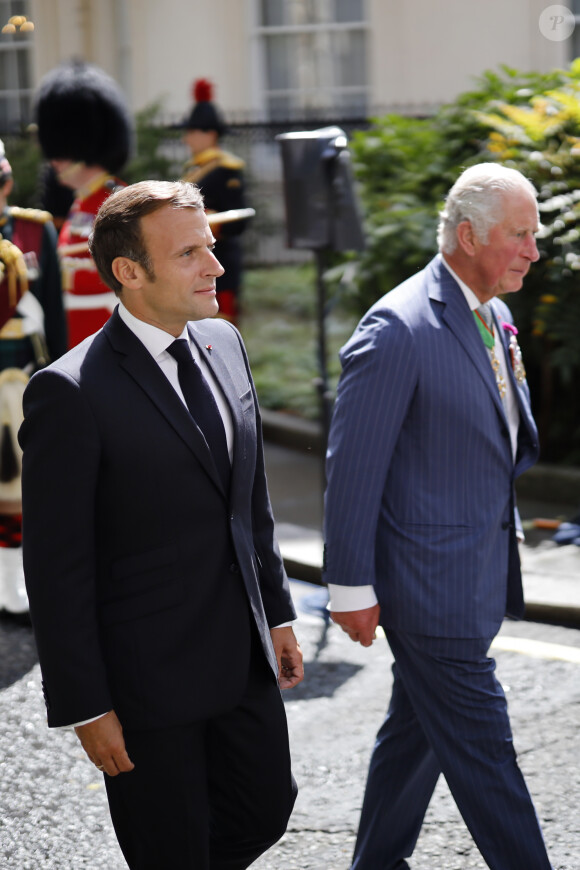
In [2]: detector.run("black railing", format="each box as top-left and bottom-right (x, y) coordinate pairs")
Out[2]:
(162, 114), (372, 267)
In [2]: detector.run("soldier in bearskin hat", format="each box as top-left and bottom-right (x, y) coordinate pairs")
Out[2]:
(178, 79), (250, 326)
(35, 60), (132, 348)
(0, 140), (66, 618)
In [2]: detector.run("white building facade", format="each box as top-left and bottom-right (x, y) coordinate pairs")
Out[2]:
(0, 0), (571, 131)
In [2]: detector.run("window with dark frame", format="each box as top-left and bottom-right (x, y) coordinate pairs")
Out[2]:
(570, 0), (580, 60)
(0, 0), (34, 134)
(259, 0), (368, 122)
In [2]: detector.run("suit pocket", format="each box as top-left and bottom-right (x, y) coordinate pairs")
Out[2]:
(100, 546), (184, 626)
(400, 521), (474, 533)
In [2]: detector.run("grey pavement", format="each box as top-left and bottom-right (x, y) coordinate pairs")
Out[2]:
(0, 426), (579, 868)
(1, 575), (579, 868)
(252, 586), (580, 870)
(257, 427), (580, 868)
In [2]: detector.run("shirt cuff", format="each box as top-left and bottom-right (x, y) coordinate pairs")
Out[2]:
(327, 584), (378, 612)
(271, 621), (295, 629)
(59, 712), (110, 730)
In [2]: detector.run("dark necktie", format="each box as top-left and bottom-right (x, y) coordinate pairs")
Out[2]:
(166, 339), (230, 489)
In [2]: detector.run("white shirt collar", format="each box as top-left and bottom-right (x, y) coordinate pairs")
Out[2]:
(117, 301), (190, 359)
(440, 255), (482, 312)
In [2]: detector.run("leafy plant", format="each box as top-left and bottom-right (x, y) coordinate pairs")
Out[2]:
(344, 63), (580, 462)
(123, 101), (182, 184)
(4, 133), (42, 207)
(242, 264), (356, 420)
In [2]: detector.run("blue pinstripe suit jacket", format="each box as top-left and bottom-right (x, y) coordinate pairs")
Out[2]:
(323, 255), (539, 639)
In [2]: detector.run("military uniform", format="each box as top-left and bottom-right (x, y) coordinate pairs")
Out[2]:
(0, 206), (66, 615)
(35, 60), (132, 349)
(183, 147), (248, 323)
(0, 205), (67, 366)
(58, 172), (125, 349)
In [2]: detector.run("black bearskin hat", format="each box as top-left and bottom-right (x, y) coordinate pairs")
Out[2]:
(35, 61), (132, 174)
(179, 79), (227, 136)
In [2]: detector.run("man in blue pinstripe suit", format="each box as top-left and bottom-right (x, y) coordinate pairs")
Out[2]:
(323, 163), (553, 869)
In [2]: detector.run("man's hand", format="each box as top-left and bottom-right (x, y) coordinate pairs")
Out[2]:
(330, 604), (381, 647)
(75, 710), (135, 777)
(270, 626), (304, 690)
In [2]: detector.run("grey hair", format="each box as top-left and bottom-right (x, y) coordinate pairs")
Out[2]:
(437, 163), (538, 254)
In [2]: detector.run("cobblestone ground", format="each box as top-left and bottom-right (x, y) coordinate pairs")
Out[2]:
(1, 586), (579, 869)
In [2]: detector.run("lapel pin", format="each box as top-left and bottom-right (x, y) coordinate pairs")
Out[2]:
(205, 344), (213, 353)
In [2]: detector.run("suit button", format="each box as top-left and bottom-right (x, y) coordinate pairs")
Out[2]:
(502, 521), (510, 530)
(229, 563), (240, 574)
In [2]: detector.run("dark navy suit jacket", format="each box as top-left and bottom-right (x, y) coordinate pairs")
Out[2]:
(19, 308), (295, 729)
(323, 255), (539, 639)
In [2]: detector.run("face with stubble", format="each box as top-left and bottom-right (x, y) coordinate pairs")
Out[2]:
(117, 205), (225, 336)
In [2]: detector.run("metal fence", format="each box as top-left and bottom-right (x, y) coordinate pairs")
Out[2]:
(163, 115), (371, 267)
(5, 111), (372, 268)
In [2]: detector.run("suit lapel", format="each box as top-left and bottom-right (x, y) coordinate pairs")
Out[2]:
(103, 310), (227, 496)
(429, 257), (506, 420)
(188, 321), (256, 499)
(491, 301), (539, 454)
(187, 324), (243, 433)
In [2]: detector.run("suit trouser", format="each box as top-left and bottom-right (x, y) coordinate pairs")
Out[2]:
(104, 644), (297, 870)
(351, 630), (553, 870)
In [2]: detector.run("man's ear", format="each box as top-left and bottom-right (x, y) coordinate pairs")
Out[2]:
(456, 220), (478, 256)
(112, 256), (144, 289)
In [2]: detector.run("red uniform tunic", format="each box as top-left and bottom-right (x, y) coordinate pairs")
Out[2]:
(182, 147), (248, 325)
(58, 173), (124, 348)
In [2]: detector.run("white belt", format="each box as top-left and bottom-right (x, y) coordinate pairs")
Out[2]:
(64, 291), (118, 312)
(59, 241), (90, 256)
(60, 256), (98, 273)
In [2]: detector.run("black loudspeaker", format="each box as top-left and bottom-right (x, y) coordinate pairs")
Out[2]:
(277, 126), (365, 252)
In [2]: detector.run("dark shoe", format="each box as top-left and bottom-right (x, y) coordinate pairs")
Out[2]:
(0, 608), (32, 627)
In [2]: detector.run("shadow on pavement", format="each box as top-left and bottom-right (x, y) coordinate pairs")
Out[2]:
(285, 657), (364, 701)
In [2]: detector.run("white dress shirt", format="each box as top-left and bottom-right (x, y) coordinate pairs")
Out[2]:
(118, 301), (234, 460)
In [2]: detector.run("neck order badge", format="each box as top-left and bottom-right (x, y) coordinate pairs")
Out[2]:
(473, 306), (506, 400)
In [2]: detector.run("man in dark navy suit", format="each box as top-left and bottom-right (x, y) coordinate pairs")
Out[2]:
(323, 164), (553, 869)
(19, 180), (303, 869)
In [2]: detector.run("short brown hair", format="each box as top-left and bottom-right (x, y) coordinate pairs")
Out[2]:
(89, 180), (204, 293)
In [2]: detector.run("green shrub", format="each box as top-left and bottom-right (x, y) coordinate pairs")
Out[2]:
(242, 264), (357, 420)
(124, 101), (182, 184)
(345, 63), (580, 463)
(4, 134), (42, 207)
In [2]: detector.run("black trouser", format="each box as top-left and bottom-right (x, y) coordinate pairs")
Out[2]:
(105, 647), (297, 870)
